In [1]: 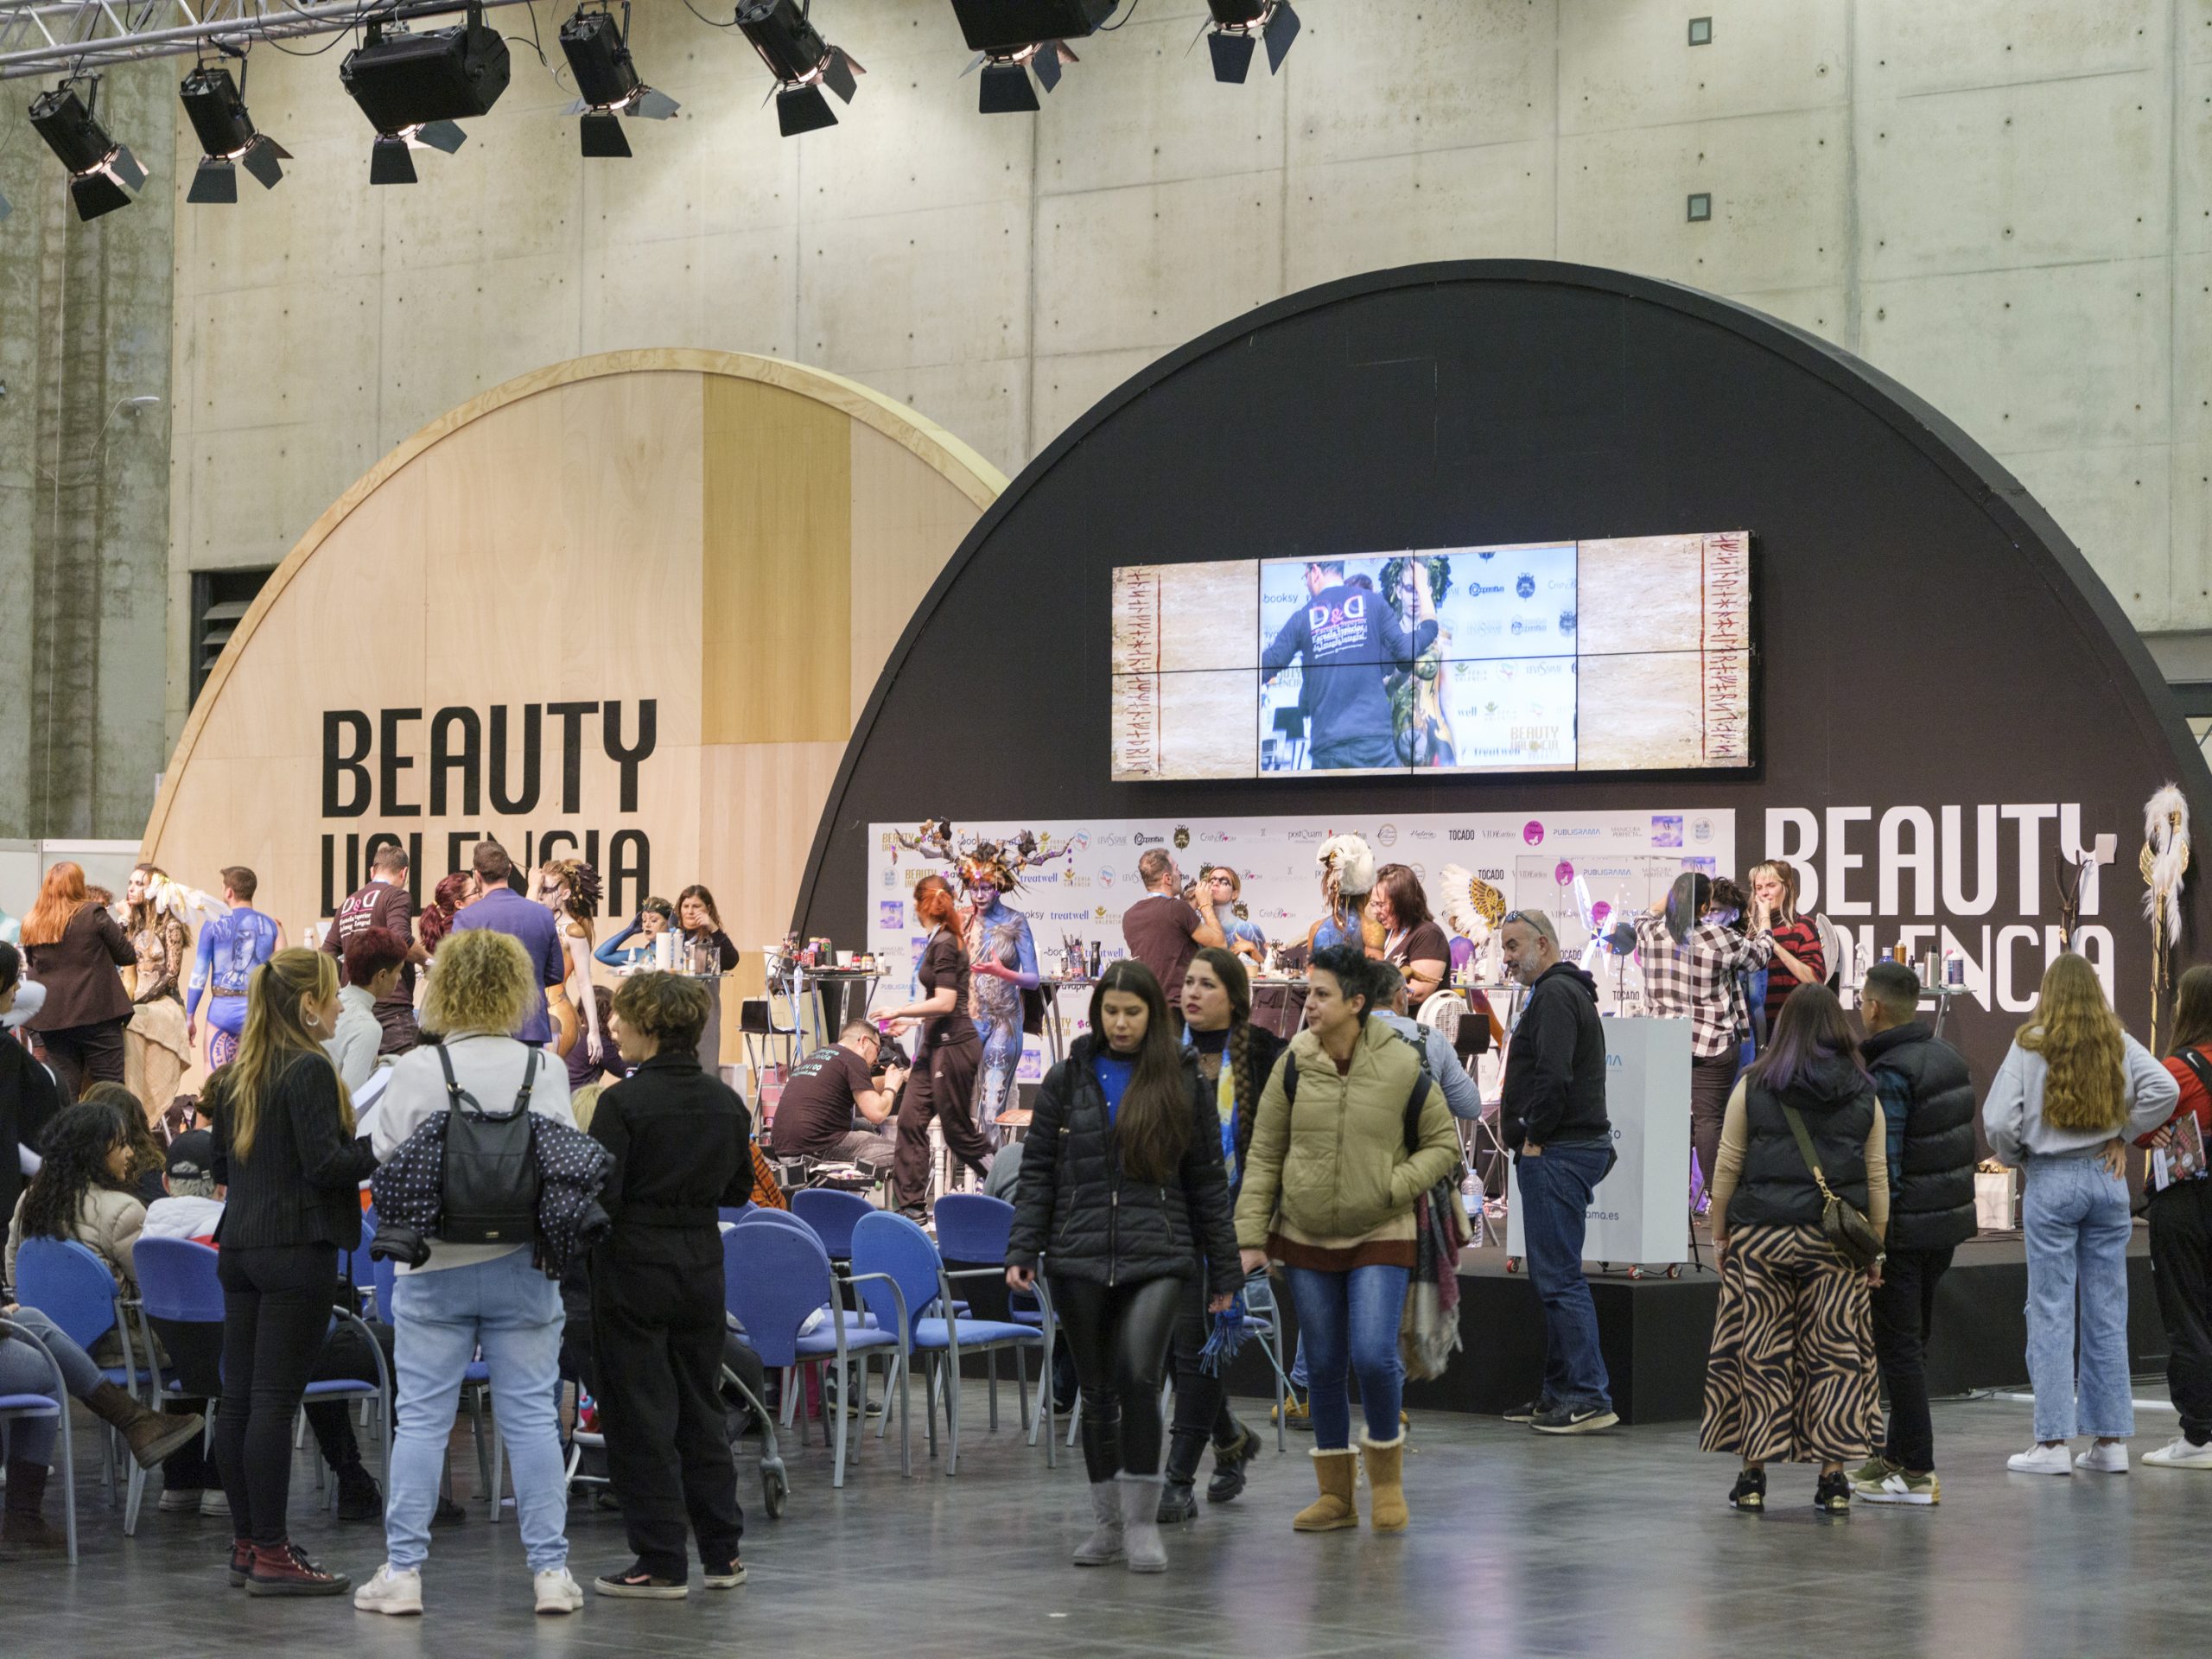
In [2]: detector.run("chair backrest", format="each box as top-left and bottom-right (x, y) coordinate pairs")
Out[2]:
(931, 1193), (1014, 1262)
(347, 1205), (380, 1298)
(721, 1222), (836, 1368)
(734, 1207), (816, 1241)
(366, 1250), (398, 1327)
(12, 1237), (120, 1354)
(849, 1211), (945, 1343)
(717, 1203), (755, 1228)
(790, 1187), (871, 1257)
(133, 1237), (226, 1324)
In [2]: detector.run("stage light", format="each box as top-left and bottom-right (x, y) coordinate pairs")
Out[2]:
(340, 5), (511, 185)
(736, 0), (861, 138)
(180, 63), (290, 205)
(28, 79), (147, 221)
(1204, 1), (1299, 83)
(559, 3), (679, 158)
(949, 0), (1116, 113)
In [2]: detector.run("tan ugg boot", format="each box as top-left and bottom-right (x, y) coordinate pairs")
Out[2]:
(1293, 1446), (1360, 1532)
(1361, 1433), (1408, 1532)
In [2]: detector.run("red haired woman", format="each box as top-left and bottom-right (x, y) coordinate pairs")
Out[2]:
(883, 874), (991, 1218)
(20, 861), (135, 1100)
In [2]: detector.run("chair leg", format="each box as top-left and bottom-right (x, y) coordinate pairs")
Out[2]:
(923, 1357), (939, 1464)
(490, 1421), (506, 1523)
(1067, 1391), (1082, 1447)
(831, 1357), (849, 1490)
(945, 1346), (963, 1478)
(59, 1407), (78, 1567)
(1013, 1345), (1031, 1437)
(123, 1455), (145, 1537)
(987, 1347), (999, 1433)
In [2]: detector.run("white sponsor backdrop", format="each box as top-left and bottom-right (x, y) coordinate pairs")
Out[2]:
(1505, 1017), (1694, 1268)
(865, 809), (1734, 1082)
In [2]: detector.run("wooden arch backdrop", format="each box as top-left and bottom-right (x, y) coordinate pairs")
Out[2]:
(143, 349), (1005, 1069)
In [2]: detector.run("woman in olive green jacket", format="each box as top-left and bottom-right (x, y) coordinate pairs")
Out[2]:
(1235, 944), (1459, 1534)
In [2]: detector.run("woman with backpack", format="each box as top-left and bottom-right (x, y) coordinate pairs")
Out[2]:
(1983, 952), (2178, 1476)
(1233, 944), (1458, 1534)
(1006, 960), (1243, 1574)
(1700, 985), (1887, 1516)
(355, 929), (582, 1618)
(200, 948), (379, 1594)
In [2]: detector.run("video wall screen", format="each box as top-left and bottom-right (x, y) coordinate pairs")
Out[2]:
(1109, 532), (1752, 780)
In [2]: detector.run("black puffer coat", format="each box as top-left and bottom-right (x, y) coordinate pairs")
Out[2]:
(1007, 1033), (1244, 1294)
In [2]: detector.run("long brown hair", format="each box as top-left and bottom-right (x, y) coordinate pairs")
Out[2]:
(83, 1082), (162, 1176)
(21, 861), (90, 949)
(1088, 959), (1191, 1183)
(2170, 964), (2212, 1058)
(2019, 952), (2127, 1134)
(1188, 945), (1262, 1119)
(213, 948), (354, 1159)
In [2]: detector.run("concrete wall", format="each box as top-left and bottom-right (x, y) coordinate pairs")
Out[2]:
(156, 0), (2212, 760)
(0, 61), (175, 841)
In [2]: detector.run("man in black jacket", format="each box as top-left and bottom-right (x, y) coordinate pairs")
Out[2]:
(1499, 910), (1617, 1434)
(1850, 960), (1976, 1506)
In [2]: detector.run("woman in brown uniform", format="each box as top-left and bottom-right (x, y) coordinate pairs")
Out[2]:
(885, 874), (991, 1219)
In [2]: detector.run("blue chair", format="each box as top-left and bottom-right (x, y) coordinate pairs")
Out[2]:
(718, 1204), (756, 1228)
(932, 1194), (1055, 1444)
(13, 1236), (155, 1505)
(723, 1219), (901, 1485)
(849, 1211), (1051, 1476)
(789, 1189), (871, 1260)
(0, 1315), (78, 1563)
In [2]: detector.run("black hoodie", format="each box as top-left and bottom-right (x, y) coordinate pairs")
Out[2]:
(1501, 962), (1610, 1149)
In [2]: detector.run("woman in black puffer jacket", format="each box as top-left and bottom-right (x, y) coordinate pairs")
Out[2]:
(1007, 961), (1242, 1577)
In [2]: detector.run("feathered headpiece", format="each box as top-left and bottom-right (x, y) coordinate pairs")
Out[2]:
(1437, 863), (1506, 945)
(1315, 834), (1376, 902)
(540, 858), (603, 921)
(2142, 784), (2190, 943)
(143, 873), (223, 931)
(894, 819), (1072, 895)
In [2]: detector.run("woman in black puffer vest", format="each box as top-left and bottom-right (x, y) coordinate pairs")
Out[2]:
(1700, 986), (1890, 1517)
(1007, 961), (1242, 1576)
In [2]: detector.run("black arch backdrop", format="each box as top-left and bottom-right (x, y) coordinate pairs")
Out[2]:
(796, 258), (2211, 1087)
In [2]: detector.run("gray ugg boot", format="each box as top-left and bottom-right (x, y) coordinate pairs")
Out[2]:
(1071, 1480), (1124, 1566)
(1118, 1474), (1168, 1573)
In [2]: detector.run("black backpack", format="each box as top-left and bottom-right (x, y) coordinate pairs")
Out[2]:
(436, 1046), (542, 1247)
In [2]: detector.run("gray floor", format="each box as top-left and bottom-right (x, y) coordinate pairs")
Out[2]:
(4, 1381), (2208, 1659)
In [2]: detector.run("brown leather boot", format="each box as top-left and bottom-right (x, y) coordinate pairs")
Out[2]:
(245, 1541), (351, 1597)
(2, 1461), (67, 1550)
(86, 1383), (207, 1471)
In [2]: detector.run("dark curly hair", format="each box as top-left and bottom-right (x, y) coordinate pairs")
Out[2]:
(19, 1102), (133, 1245)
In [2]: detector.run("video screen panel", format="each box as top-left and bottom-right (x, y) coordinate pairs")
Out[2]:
(1109, 532), (1751, 780)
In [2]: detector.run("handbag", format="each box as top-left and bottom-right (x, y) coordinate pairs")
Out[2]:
(1777, 1101), (1885, 1271)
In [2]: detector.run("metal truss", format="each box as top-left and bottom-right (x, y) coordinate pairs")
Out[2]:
(0, 0), (539, 83)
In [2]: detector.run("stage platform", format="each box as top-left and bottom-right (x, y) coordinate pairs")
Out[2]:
(1219, 1230), (2166, 1426)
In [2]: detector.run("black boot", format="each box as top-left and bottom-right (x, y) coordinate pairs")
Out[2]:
(334, 1462), (384, 1522)
(1207, 1418), (1261, 1503)
(2, 1461), (66, 1551)
(1157, 1428), (1206, 1523)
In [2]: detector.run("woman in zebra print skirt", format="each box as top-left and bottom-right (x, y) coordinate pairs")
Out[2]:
(1701, 986), (1889, 1515)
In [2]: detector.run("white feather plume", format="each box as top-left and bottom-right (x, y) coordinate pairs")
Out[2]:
(2143, 782), (2190, 942)
(1316, 834), (1375, 899)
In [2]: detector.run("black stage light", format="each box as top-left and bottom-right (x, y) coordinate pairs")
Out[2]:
(181, 64), (291, 205)
(737, 0), (862, 138)
(340, 6), (511, 184)
(1203, 1), (1298, 83)
(559, 3), (679, 157)
(29, 79), (146, 221)
(950, 0), (1113, 112)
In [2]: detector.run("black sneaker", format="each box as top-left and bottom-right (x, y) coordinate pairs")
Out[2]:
(1503, 1398), (1553, 1425)
(701, 1559), (747, 1590)
(432, 1495), (467, 1528)
(1814, 1471), (1852, 1516)
(1530, 1402), (1619, 1435)
(335, 1467), (384, 1523)
(1728, 1468), (1766, 1512)
(594, 1562), (689, 1599)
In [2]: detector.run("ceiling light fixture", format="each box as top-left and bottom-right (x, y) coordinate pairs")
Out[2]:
(559, 3), (678, 157)
(736, 0), (861, 137)
(181, 60), (291, 204)
(948, 0), (1116, 114)
(29, 78), (147, 221)
(340, 5), (512, 185)
(1203, 1), (1299, 83)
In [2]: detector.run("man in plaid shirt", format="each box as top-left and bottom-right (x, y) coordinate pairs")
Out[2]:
(1634, 877), (1777, 1205)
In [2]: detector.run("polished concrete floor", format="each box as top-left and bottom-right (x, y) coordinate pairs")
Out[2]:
(3, 1381), (2207, 1659)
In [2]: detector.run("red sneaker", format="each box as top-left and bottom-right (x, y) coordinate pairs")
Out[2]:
(245, 1541), (352, 1597)
(228, 1539), (252, 1587)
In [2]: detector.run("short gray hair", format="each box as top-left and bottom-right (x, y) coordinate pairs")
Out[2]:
(1369, 961), (1406, 1007)
(1507, 908), (1560, 950)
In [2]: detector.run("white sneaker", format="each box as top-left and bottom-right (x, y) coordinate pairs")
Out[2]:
(2075, 1440), (2129, 1473)
(2006, 1442), (2074, 1476)
(2143, 1435), (2212, 1469)
(156, 1486), (203, 1514)
(535, 1567), (584, 1615)
(354, 1563), (423, 1616)
(200, 1489), (231, 1516)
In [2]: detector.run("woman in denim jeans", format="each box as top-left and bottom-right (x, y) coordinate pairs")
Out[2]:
(1983, 953), (2179, 1476)
(354, 930), (582, 1617)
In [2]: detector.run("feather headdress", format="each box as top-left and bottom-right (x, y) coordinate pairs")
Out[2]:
(893, 819), (1071, 895)
(1437, 863), (1506, 945)
(2141, 783), (2190, 944)
(1315, 834), (1376, 901)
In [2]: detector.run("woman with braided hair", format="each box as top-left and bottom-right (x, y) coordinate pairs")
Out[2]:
(1156, 947), (1286, 1521)
(533, 859), (606, 1066)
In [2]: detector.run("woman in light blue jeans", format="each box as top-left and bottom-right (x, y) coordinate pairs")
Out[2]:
(1983, 953), (2179, 1476)
(354, 929), (582, 1617)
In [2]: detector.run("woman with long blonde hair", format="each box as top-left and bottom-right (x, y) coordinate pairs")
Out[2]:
(531, 858), (604, 1065)
(1983, 951), (2179, 1475)
(204, 947), (378, 1596)
(18, 860), (135, 1099)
